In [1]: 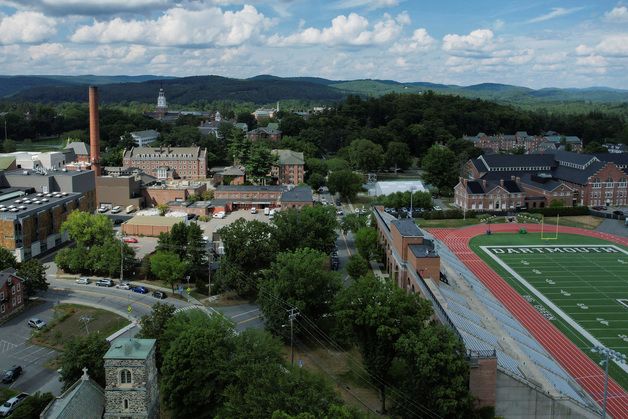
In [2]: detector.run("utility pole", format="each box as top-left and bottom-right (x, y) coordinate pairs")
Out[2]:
(591, 345), (626, 419)
(207, 248), (214, 297)
(287, 308), (299, 367)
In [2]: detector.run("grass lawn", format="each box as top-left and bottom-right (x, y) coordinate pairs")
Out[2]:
(544, 215), (605, 230)
(470, 232), (628, 390)
(31, 304), (129, 350)
(14, 137), (65, 152)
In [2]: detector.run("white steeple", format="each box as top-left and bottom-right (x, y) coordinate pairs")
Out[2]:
(157, 88), (167, 109)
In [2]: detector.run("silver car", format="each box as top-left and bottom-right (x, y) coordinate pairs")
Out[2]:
(27, 318), (46, 329)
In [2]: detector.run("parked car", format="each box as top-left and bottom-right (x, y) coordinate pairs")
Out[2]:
(335, 199), (341, 206)
(97, 206), (109, 213)
(96, 279), (114, 287)
(336, 209), (344, 216)
(250, 207), (257, 214)
(433, 205), (443, 211)
(612, 210), (624, 216)
(116, 282), (131, 290)
(123, 237), (138, 243)
(0, 393), (29, 417)
(27, 318), (46, 329)
(152, 291), (167, 299)
(213, 211), (226, 219)
(75, 277), (90, 285)
(264, 207), (270, 216)
(359, 207), (368, 215)
(131, 286), (149, 294)
(592, 205), (607, 211)
(111, 206), (122, 214)
(1, 366), (22, 384)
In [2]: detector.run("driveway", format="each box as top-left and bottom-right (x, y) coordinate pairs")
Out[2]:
(595, 218), (628, 237)
(0, 301), (62, 396)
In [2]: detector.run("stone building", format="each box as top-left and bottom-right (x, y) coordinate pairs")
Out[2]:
(104, 338), (159, 419)
(40, 368), (105, 419)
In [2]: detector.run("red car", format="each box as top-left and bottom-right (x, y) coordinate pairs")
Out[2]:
(123, 237), (138, 243)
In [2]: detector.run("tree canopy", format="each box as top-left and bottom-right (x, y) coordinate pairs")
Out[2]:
(272, 206), (338, 254)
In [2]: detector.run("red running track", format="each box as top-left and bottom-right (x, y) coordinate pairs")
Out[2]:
(429, 223), (628, 418)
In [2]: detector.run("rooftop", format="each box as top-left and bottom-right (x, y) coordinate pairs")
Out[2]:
(391, 218), (423, 237)
(124, 146), (206, 160)
(0, 268), (20, 289)
(104, 338), (156, 360)
(216, 185), (284, 192)
(409, 241), (438, 258)
(0, 190), (81, 220)
(40, 368), (104, 419)
(281, 186), (313, 202)
(64, 141), (89, 155)
(272, 149), (305, 165)
(4, 168), (92, 178)
(123, 216), (186, 227)
(130, 129), (160, 139)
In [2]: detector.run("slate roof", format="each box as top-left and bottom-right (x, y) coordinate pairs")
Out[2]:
(466, 181), (485, 194)
(391, 219), (423, 237)
(248, 127), (281, 135)
(594, 153), (628, 168)
(40, 370), (104, 419)
(281, 186), (313, 203)
(554, 150), (597, 166)
(480, 154), (556, 170)
(104, 338), (156, 360)
(216, 185), (283, 192)
(500, 180), (521, 193)
(65, 142), (88, 156)
(471, 158), (488, 173)
(130, 129), (159, 139)
(218, 166), (245, 176)
(272, 149), (304, 165)
(0, 156), (16, 170)
(519, 174), (565, 191)
(551, 161), (604, 185)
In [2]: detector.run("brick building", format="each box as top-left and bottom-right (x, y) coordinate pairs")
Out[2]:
(0, 169), (96, 261)
(247, 127), (282, 142)
(455, 151), (628, 210)
(142, 181), (207, 207)
(463, 132), (583, 154)
(122, 146), (207, 180)
(271, 149), (305, 185)
(214, 185), (313, 210)
(0, 269), (24, 323)
(373, 206), (441, 290)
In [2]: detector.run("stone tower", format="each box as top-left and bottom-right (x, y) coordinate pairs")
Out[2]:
(103, 338), (159, 419)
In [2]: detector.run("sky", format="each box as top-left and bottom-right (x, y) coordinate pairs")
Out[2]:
(0, 0), (627, 89)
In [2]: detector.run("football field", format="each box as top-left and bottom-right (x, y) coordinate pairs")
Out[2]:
(470, 233), (628, 390)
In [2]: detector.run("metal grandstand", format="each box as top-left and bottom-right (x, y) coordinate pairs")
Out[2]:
(416, 231), (598, 412)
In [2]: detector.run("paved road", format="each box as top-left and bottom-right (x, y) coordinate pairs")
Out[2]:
(595, 218), (628, 237)
(0, 301), (62, 397)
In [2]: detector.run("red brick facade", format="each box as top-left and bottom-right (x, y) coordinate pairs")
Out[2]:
(0, 270), (24, 323)
(123, 147), (207, 180)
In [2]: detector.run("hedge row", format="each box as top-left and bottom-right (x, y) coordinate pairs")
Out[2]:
(527, 206), (590, 217)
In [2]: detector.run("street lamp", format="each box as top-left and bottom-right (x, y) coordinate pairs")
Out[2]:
(591, 345), (627, 418)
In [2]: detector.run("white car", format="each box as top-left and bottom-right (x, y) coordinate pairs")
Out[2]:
(213, 211), (226, 219)
(97, 206), (109, 213)
(250, 207), (257, 214)
(116, 282), (131, 290)
(111, 206), (121, 214)
(0, 393), (29, 417)
(433, 205), (443, 211)
(75, 277), (90, 285)
(27, 318), (46, 329)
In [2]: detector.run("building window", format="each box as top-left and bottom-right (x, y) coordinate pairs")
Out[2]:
(16, 283), (20, 292)
(0, 292), (3, 300)
(1, 304), (4, 313)
(123, 399), (129, 410)
(11, 287), (15, 295)
(11, 298), (15, 306)
(17, 295), (21, 304)
(120, 369), (132, 385)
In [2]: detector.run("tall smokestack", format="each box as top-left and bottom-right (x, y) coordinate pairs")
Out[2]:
(89, 86), (101, 176)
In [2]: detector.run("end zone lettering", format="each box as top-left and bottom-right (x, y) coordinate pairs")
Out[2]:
(490, 247), (619, 254)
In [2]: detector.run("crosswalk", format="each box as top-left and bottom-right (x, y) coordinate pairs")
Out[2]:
(0, 339), (17, 353)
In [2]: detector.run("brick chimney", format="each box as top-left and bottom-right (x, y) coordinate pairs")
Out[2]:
(89, 86), (101, 176)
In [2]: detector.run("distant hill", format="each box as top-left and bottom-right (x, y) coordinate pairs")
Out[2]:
(7, 75), (344, 104)
(0, 75), (172, 98)
(2, 74), (627, 105)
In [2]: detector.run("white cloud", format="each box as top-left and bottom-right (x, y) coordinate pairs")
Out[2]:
(269, 12), (404, 46)
(0, 0), (172, 15)
(577, 35), (628, 58)
(331, 0), (399, 11)
(493, 19), (504, 30)
(604, 6), (628, 22)
(526, 7), (583, 24)
(0, 11), (57, 44)
(389, 28), (435, 53)
(442, 29), (494, 57)
(70, 5), (271, 47)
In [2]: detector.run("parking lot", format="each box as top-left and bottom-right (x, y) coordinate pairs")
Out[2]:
(0, 301), (63, 396)
(198, 209), (273, 239)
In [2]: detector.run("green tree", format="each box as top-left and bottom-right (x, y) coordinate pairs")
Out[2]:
(16, 259), (48, 297)
(583, 140), (607, 154)
(326, 158), (350, 172)
(2, 139), (16, 152)
(161, 314), (236, 419)
(393, 325), (476, 418)
(228, 129), (251, 164)
(348, 139), (384, 172)
(421, 145), (458, 192)
(60, 334), (109, 389)
(157, 204), (168, 216)
(217, 219), (278, 296)
(272, 206), (338, 254)
(279, 114), (307, 136)
(246, 142), (277, 184)
(327, 170), (363, 201)
(354, 227), (379, 260)
(0, 247), (17, 271)
(339, 213), (368, 234)
(385, 141), (412, 171)
(258, 248), (341, 339)
(10, 392), (54, 419)
(137, 302), (177, 369)
(307, 173), (326, 190)
(333, 275), (432, 413)
(60, 211), (114, 248)
(346, 254), (369, 279)
(305, 158), (328, 179)
(150, 251), (187, 292)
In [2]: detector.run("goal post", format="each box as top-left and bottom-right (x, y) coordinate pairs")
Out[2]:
(541, 214), (559, 240)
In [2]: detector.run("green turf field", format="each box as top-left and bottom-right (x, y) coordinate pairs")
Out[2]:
(470, 233), (628, 390)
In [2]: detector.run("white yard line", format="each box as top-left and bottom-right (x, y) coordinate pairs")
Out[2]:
(480, 244), (628, 375)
